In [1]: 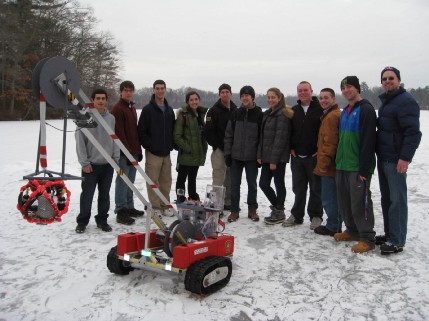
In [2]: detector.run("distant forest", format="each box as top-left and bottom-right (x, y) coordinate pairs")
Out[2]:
(133, 84), (429, 112)
(1, 0), (428, 120)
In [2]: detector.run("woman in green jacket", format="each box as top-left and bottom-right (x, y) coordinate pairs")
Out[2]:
(174, 91), (208, 201)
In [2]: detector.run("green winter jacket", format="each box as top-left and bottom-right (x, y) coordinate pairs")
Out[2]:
(174, 105), (208, 166)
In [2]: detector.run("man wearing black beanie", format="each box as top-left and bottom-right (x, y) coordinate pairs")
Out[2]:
(204, 83), (238, 211)
(224, 85), (262, 222)
(334, 75), (377, 253)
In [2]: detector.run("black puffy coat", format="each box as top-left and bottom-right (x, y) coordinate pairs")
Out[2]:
(257, 106), (293, 164)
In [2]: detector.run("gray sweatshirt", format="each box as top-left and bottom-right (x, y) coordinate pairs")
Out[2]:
(75, 109), (120, 168)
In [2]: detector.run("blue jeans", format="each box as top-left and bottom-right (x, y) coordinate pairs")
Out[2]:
(230, 159), (259, 212)
(378, 160), (408, 246)
(77, 164), (114, 225)
(115, 154), (137, 213)
(290, 156), (322, 223)
(259, 162), (286, 209)
(321, 176), (342, 232)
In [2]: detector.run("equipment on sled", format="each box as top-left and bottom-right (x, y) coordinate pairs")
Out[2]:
(27, 56), (234, 295)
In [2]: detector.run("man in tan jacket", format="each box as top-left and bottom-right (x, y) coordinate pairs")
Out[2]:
(313, 88), (342, 236)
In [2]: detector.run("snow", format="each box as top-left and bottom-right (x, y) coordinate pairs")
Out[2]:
(0, 113), (428, 321)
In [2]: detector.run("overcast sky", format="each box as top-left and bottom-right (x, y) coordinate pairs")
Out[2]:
(83, 0), (429, 95)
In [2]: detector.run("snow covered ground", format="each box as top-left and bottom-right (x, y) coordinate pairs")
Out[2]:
(0, 112), (428, 321)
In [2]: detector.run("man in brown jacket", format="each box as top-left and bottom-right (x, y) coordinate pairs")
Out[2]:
(313, 88), (342, 236)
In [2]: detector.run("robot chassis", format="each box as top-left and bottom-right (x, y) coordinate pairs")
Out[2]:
(30, 57), (234, 295)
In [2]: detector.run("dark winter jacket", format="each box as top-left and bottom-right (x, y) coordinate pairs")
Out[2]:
(290, 97), (323, 156)
(138, 95), (175, 157)
(224, 104), (263, 161)
(377, 87), (421, 163)
(257, 106), (293, 164)
(174, 105), (208, 166)
(313, 104), (341, 177)
(336, 99), (376, 177)
(204, 99), (238, 151)
(110, 98), (142, 157)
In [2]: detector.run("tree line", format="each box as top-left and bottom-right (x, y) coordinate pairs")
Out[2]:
(133, 83), (429, 111)
(1, 0), (428, 120)
(0, 0), (120, 120)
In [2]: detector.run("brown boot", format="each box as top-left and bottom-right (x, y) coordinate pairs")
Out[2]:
(227, 212), (239, 222)
(334, 232), (360, 242)
(248, 205), (259, 222)
(351, 241), (375, 253)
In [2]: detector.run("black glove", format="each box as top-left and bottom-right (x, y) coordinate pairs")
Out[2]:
(225, 155), (232, 167)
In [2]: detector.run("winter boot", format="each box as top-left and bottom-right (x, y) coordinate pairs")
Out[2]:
(334, 232), (360, 242)
(227, 211), (240, 222)
(263, 205), (276, 223)
(351, 241), (375, 253)
(248, 205), (259, 222)
(264, 208), (285, 225)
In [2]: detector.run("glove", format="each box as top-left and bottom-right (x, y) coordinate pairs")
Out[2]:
(225, 155), (232, 167)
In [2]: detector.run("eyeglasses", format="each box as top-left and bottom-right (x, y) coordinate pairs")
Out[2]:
(382, 77), (395, 81)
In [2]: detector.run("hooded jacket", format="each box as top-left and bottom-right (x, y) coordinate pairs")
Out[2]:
(377, 87), (421, 163)
(313, 104), (341, 177)
(174, 105), (208, 166)
(336, 99), (376, 177)
(75, 108), (120, 167)
(138, 94), (175, 157)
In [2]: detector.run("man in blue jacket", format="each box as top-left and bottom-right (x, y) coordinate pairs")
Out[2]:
(376, 66), (422, 255)
(138, 80), (175, 216)
(333, 76), (377, 254)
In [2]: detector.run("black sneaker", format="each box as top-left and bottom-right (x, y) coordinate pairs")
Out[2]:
(375, 235), (388, 245)
(380, 242), (403, 255)
(127, 208), (145, 217)
(97, 223), (112, 232)
(314, 225), (339, 237)
(75, 224), (86, 233)
(116, 209), (135, 225)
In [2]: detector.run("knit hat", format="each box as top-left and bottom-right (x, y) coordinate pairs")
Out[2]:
(381, 66), (401, 83)
(239, 85), (255, 99)
(340, 76), (360, 93)
(218, 83), (231, 94)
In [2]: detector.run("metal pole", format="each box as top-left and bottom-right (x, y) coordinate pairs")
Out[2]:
(61, 71), (69, 178)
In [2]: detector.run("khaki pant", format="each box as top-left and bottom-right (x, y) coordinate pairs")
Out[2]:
(211, 148), (231, 206)
(145, 151), (172, 209)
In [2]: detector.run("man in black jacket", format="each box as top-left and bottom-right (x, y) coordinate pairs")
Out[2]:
(138, 80), (175, 216)
(204, 83), (238, 210)
(283, 81), (324, 229)
(224, 86), (263, 222)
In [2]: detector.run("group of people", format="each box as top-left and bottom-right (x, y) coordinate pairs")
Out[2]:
(74, 66), (422, 255)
